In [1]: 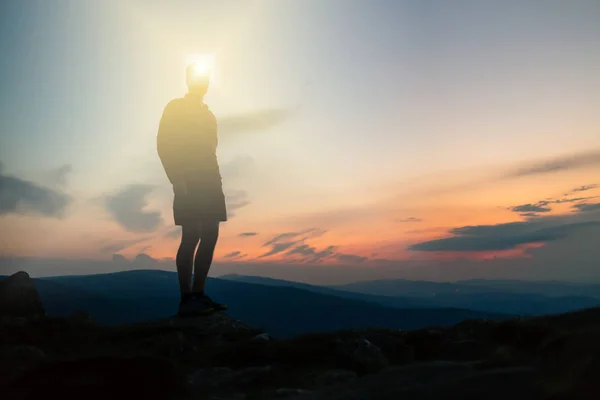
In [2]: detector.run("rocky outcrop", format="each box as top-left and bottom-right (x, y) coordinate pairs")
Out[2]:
(2, 272), (600, 399)
(0, 271), (45, 319)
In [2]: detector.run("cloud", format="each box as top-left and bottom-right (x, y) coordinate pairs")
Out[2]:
(239, 232), (258, 237)
(519, 212), (542, 218)
(504, 149), (600, 179)
(508, 195), (598, 216)
(409, 213), (600, 252)
(396, 217), (423, 223)
(218, 109), (293, 139)
(226, 190), (251, 213)
(289, 206), (383, 229)
(264, 231), (305, 246)
(259, 228), (367, 264)
(138, 245), (152, 253)
(132, 253), (159, 265)
(165, 227), (181, 238)
(574, 203), (600, 212)
(552, 197), (597, 204)
(104, 184), (162, 233)
(421, 150), (600, 197)
(0, 165), (71, 218)
(219, 155), (255, 181)
(567, 184), (598, 195)
(47, 164), (73, 187)
(259, 242), (298, 258)
(336, 253), (368, 264)
(510, 204), (552, 213)
(112, 254), (129, 263)
(99, 237), (150, 254)
(285, 244), (338, 263)
(223, 251), (247, 259)
(260, 228), (327, 258)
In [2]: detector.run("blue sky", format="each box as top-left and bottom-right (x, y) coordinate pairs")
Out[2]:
(1, 0), (600, 281)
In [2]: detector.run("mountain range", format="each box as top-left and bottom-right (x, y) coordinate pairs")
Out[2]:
(222, 274), (600, 316)
(3, 270), (600, 337)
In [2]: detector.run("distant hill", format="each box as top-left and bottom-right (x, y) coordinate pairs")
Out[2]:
(223, 275), (600, 317)
(457, 278), (600, 298)
(333, 278), (600, 298)
(220, 273), (428, 307)
(3, 270), (508, 338)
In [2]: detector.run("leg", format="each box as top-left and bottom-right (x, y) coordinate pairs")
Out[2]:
(176, 224), (201, 298)
(192, 220), (220, 294)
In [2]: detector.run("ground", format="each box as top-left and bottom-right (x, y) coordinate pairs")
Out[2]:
(1, 271), (600, 399)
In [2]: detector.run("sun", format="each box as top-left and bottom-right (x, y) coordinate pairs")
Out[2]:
(186, 53), (215, 78)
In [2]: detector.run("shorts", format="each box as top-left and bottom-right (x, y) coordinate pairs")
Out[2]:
(173, 177), (228, 226)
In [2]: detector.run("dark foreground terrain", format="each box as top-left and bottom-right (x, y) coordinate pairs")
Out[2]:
(2, 271), (600, 400)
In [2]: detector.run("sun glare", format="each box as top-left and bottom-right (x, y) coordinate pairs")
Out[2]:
(186, 53), (215, 75)
(185, 52), (220, 89)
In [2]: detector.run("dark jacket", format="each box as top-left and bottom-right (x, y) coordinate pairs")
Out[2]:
(157, 93), (221, 186)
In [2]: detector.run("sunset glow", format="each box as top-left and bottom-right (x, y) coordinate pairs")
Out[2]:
(1, 1), (600, 282)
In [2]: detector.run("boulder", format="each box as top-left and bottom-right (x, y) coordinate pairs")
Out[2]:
(0, 271), (45, 319)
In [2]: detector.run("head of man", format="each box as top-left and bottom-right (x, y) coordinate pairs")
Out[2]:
(186, 62), (210, 96)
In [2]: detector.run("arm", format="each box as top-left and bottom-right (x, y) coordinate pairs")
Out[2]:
(208, 108), (218, 149)
(157, 101), (185, 187)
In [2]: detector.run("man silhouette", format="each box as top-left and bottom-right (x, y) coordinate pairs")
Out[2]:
(157, 62), (228, 317)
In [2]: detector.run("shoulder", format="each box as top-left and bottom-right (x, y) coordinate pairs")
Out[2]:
(162, 98), (185, 116)
(204, 106), (217, 121)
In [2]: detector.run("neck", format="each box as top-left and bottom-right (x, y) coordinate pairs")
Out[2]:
(186, 91), (205, 100)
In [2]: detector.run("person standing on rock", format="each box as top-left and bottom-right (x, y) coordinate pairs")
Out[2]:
(157, 61), (228, 317)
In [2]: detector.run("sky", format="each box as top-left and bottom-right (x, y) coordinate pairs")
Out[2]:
(1, 0), (600, 283)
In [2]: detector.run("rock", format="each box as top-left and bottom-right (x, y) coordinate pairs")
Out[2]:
(313, 369), (357, 387)
(275, 388), (313, 397)
(535, 331), (600, 400)
(287, 361), (478, 400)
(356, 331), (414, 364)
(0, 344), (46, 364)
(489, 319), (555, 351)
(479, 345), (527, 369)
(404, 328), (447, 360)
(156, 330), (190, 357)
(190, 365), (274, 391)
(139, 312), (262, 341)
(252, 333), (272, 342)
(0, 271), (45, 319)
(349, 337), (389, 374)
(0, 345), (47, 385)
(287, 362), (538, 400)
(440, 339), (488, 361)
(423, 366), (539, 400)
(189, 366), (234, 391)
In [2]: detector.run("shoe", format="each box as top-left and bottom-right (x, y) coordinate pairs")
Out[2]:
(178, 295), (215, 317)
(203, 294), (228, 311)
